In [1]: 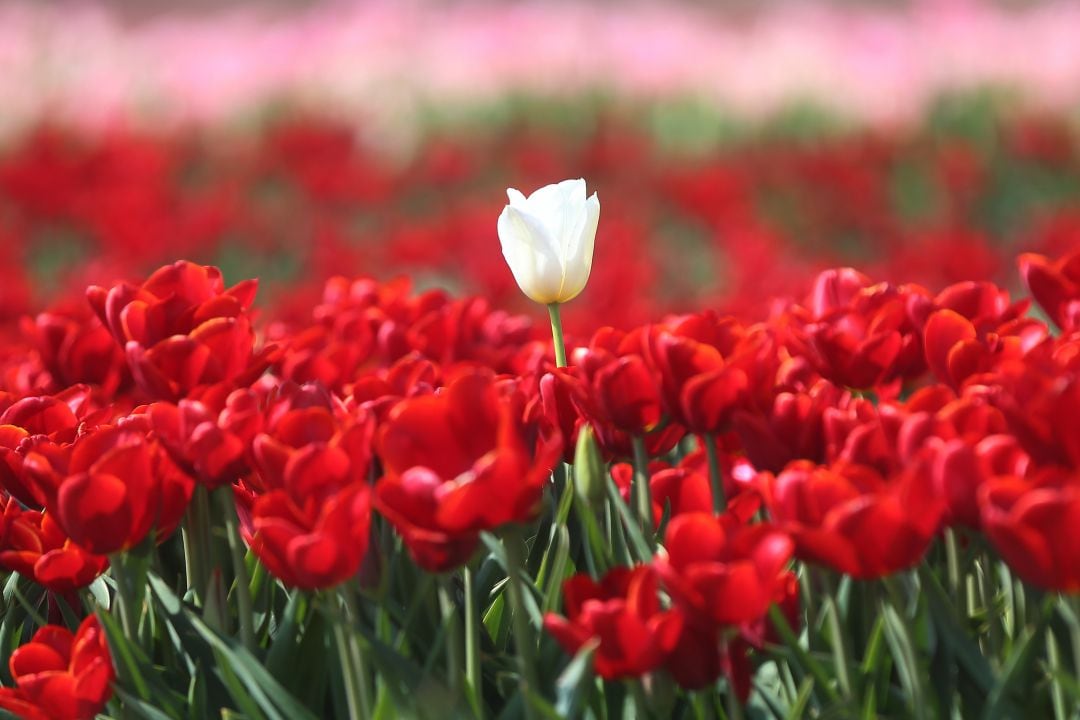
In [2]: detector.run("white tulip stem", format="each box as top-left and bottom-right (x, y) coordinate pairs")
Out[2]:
(546, 303), (567, 368)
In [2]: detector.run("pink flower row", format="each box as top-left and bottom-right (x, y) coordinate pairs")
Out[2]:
(2, 0), (1080, 140)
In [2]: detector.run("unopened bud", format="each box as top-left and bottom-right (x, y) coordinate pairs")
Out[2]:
(573, 424), (606, 506)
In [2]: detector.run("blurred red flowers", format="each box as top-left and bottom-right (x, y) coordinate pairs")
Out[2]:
(1020, 249), (1080, 333)
(0, 112), (1076, 716)
(980, 468), (1080, 592)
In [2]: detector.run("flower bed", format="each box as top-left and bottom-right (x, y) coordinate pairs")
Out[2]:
(0, 113), (1078, 718)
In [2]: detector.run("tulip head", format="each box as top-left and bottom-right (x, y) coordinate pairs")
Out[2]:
(498, 178), (600, 305)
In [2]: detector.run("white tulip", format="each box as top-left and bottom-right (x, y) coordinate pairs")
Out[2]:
(497, 178), (600, 305)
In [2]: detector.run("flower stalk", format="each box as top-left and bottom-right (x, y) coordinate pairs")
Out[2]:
(217, 486), (256, 652)
(631, 435), (654, 544)
(703, 433), (726, 515)
(502, 529), (539, 720)
(464, 565), (483, 719)
(547, 303), (567, 368)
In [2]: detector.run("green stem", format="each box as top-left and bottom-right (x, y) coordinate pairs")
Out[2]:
(503, 530), (539, 720)
(217, 486), (257, 652)
(438, 576), (462, 698)
(629, 680), (649, 717)
(944, 529), (963, 606)
(464, 566), (483, 719)
(333, 610), (365, 720)
(703, 433), (727, 514)
(1069, 595), (1080, 693)
(605, 498), (630, 567)
(340, 587), (374, 720)
(767, 604), (843, 704)
(823, 590), (853, 699)
(1046, 631), (1067, 720)
(630, 435), (654, 545)
(724, 674), (745, 720)
(182, 486), (212, 602)
(881, 577), (927, 720)
(108, 554), (139, 641)
(181, 524), (198, 598)
(547, 303), (567, 368)
(976, 555), (1003, 658)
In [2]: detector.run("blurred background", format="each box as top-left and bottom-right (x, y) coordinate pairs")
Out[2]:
(1, 0), (1079, 332)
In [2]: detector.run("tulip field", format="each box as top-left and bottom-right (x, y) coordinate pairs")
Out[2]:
(2, 3), (1080, 720)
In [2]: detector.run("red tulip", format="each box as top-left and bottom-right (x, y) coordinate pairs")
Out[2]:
(662, 614), (724, 690)
(239, 385), (376, 589)
(149, 385), (267, 490)
(1020, 249), (1080, 332)
(543, 565), (682, 679)
(799, 269), (930, 391)
(932, 281), (1030, 334)
(376, 370), (561, 571)
(646, 327), (748, 435)
(0, 496), (108, 593)
(986, 348), (1080, 469)
(87, 261), (270, 401)
(0, 616), (114, 720)
(928, 435), (1029, 529)
(52, 419), (195, 555)
(348, 353), (440, 423)
(547, 353), (684, 461)
(249, 387), (373, 498)
(31, 303), (129, 397)
(610, 448), (759, 528)
(733, 380), (848, 472)
(594, 355), (663, 434)
(980, 468), (1080, 592)
(251, 482), (372, 590)
(763, 459), (943, 579)
(655, 512), (793, 627)
(923, 307), (1047, 389)
(533, 369), (584, 463)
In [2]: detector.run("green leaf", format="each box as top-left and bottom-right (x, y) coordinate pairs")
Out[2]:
(920, 567), (995, 695)
(881, 602), (928, 720)
(541, 525), (571, 614)
(983, 598), (1052, 720)
(555, 640), (597, 719)
(95, 607), (153, 702)
(265, 590), (310, 681)
(527, 689), (565, 720)
(213, 644), (270, 720)
(9, 575), (47, 627)
(87, 575), (112, 610)
(147, 573), (320, 720)
(785, 677), (814, 720)
(187, 668), (207, 720)
(767, 604), (841, 705)
(113, 687), (183, 720)
(480, 533), (544, 627)
(574, 500), (612, 575)
(604, 479), (652, 564)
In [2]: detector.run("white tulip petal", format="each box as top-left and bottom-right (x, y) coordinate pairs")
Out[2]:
(506, 188), (528, 208)
(559, 192), (599, 302)
(498, 205), (564, 304)
(527, 179), (583, 247)
(497, 178), (598, 305)
(582, 191), (600, 271)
